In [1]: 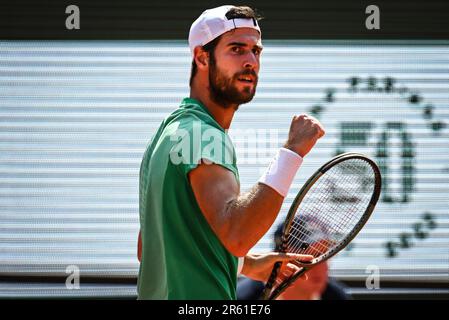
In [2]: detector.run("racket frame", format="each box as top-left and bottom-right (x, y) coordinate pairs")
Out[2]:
(260, 152), (381, 300)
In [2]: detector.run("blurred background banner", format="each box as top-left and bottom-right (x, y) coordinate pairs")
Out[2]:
(0, 1), (448, 299)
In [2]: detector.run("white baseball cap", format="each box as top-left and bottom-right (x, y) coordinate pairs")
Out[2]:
(188, 5), (261, 56)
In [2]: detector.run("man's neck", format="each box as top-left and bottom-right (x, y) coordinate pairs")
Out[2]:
(190, 90), (237, 130)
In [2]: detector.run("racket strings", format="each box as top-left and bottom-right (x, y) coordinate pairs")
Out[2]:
(285, 158), (375, 258)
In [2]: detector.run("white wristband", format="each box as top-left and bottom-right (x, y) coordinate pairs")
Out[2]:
(258, 148), (303, 197)
(237, 257), (245, 275)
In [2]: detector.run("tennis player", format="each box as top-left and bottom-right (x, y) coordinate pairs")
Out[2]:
(137, 5), (325, 299)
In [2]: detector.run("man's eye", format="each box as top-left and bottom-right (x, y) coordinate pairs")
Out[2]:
(232, 47), (242, 53)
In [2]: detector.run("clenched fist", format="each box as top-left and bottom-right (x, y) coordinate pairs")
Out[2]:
(284, 114), (325, 157)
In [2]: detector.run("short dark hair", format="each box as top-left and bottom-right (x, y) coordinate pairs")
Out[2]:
(189, 6), (263, 87)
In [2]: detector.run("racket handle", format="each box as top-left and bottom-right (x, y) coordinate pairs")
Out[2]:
(259, 261), (282, 300)
(268, 267), (307, 300)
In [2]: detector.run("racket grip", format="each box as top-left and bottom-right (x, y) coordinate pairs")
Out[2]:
(259, 261), (282, 300)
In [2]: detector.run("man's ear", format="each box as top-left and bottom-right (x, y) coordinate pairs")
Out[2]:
(194, 46), (209, 70)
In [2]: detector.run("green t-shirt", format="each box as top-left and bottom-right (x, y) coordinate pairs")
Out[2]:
(137, 97), (240, 300)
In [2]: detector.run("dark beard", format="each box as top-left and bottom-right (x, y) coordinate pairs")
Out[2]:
(208, 57), (258, 109)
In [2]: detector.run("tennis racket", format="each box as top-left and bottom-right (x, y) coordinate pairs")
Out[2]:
(260, 152), (381, 300)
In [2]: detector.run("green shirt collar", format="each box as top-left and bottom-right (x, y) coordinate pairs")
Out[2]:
(180, 97), (225, 132)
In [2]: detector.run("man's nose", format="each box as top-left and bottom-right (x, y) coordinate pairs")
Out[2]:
(243, 52), (259, 70)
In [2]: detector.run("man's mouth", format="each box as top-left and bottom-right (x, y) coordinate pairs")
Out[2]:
(237, 76), (255, 83)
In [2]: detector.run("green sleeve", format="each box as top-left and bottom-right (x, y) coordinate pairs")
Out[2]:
(168, 119), (239, 180)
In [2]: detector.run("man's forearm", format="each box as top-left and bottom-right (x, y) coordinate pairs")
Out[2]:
(223, 148), (304, 255)
(225, 182), (284, 256)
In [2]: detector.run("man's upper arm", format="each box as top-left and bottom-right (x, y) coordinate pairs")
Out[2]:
(188, 162), (241, 255)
